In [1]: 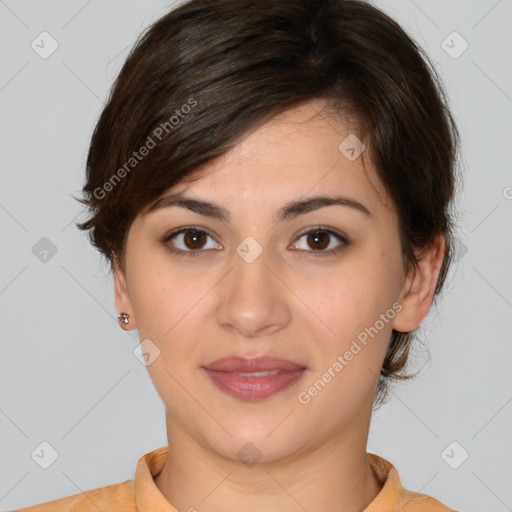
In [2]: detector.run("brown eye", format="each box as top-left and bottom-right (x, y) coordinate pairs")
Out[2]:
(163, 227), (222, 256)
(306, 231), (330, 251)
(182, 230), (208, 250)
(291, 227), (349, 256)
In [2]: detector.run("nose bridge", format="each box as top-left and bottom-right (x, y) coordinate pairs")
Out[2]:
(215, 236), (290, 337)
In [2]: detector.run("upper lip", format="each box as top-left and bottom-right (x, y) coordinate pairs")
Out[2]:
(203, 356), (306, 372)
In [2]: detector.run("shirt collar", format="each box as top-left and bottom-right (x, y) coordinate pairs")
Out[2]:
(135, 445), (177, 511)
(365, 453), (402, 510)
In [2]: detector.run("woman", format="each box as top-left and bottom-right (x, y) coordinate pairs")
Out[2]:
(13, 0), (460, 510)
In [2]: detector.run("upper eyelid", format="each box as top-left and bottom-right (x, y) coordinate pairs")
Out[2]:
(164, 226), (215, 241)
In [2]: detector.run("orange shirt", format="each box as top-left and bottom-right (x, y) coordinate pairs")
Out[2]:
(11, 446), (455, 511)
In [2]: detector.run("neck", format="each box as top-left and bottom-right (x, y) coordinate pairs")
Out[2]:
(154, 414), (383, 512)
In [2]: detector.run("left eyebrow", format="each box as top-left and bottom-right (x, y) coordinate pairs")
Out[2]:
(277, 195), (372, 221)
(142, 193), (372, 223)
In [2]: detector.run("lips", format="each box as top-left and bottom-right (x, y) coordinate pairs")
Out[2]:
(202, 356), (307, 401)
(203, 356), (306, 372)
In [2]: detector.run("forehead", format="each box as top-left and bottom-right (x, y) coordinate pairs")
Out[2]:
(150, 99), (395, 220)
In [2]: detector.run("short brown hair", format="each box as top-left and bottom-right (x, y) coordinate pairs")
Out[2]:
(75, 0), (460, 408)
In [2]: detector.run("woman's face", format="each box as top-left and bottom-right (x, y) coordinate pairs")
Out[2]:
(114, 98), (436, 464)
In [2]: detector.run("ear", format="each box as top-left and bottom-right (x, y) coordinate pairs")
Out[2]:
(113, 263), (137, 331)
(392, 235), (446, 333)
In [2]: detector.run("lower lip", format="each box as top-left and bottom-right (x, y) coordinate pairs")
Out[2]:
(203, 368), (307, 401)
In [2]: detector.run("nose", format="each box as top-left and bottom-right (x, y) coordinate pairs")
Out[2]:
(215, 244), (291, 339)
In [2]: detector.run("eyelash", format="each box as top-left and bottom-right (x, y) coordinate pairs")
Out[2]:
(162, 225), (349, 258)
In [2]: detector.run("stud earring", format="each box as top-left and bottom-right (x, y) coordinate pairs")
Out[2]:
(117, 312), (130, 324)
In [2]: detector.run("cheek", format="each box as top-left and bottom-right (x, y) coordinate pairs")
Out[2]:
(131, 265), (205, 405)
(299, 250), (402, 371)
(128, 257), (221, 374)
(129, 274), (170, 337)
(127, 247), (202, 331)
(308, 252), (399, 326)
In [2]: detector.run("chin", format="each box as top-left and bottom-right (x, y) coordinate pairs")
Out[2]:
(204, 428), (306, 467)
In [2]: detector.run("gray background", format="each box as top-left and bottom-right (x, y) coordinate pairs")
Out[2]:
(0, 1), (511, 510)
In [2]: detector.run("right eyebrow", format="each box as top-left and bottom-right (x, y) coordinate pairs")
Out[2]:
(143, 194), (230, 222)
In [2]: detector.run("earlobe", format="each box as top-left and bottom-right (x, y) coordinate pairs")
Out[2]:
(113, 265), (137, 330)
(392, 235), (446, 333)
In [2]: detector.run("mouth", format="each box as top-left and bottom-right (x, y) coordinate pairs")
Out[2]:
(202, 356), (307, 401)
